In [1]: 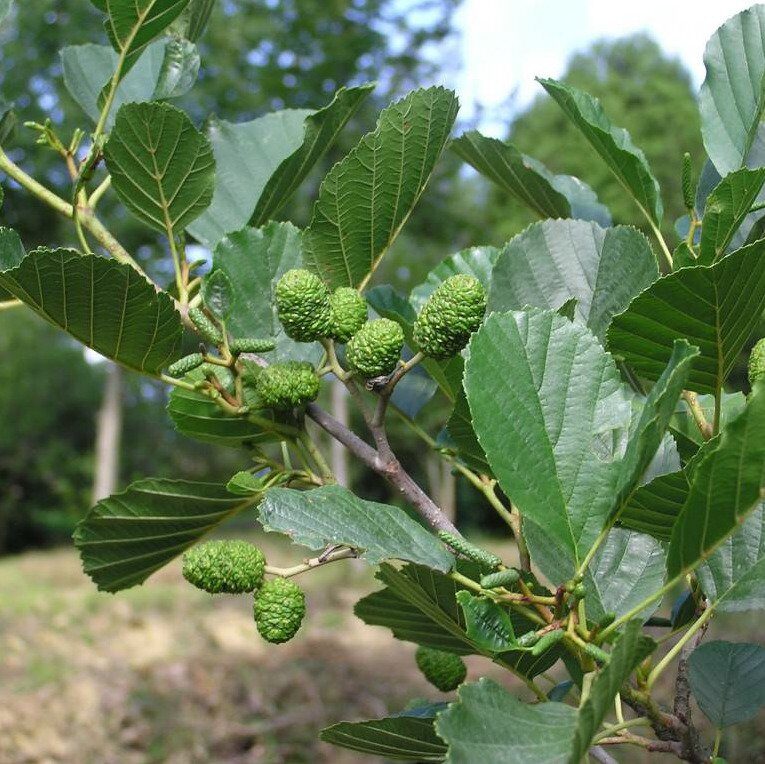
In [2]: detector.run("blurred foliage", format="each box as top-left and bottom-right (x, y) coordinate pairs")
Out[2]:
(0, 311), (100, 552)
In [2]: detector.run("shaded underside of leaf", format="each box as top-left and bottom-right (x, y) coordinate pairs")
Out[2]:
(259, 485), (454, 572)
(538, 77), (663, 226)
(304, 86), (459, 288)
(74, 479), (256, 591)
(607, 239), (765, 394)
(0, 241), (182, 373)
(355, 562), (473, 654)
(451, 130), (570, 218)
(104, 100), (215, 233)
(251, 84), (374, 226)
(320, 707), (447, 761)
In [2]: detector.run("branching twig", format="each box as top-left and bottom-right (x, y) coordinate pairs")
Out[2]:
(305, 401), (458, 534)
(264, 546), (358, 578)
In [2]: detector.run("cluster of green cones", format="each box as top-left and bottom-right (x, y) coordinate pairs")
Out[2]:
(182, 540), (305, 644)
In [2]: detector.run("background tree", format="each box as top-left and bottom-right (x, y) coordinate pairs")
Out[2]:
(486, 35), (705, 244)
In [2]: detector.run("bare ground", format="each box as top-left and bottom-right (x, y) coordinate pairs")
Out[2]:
(0, 535), (513, 764)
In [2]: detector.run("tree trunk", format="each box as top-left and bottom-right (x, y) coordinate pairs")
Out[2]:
(92, 362), (123, 503)
(330, 380), (349, 487)
(426, 455), (457, 522)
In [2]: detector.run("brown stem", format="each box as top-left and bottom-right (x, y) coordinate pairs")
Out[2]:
(672, 624), (709, 762)
(620, 686), (709, 763)
(305, 402), (458, 534)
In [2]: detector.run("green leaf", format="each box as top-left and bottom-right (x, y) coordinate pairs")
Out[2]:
(608, 240), (765, 395)
(104, 101), (215, 234)
(465, 308), (631, 569)
(699, 5), (765, 175)
(259, 485), (454, 572)
(612, 341), (698, 510)
(452, 130), (610, 225)
(688, 641), (765, 728)
(435, 678), (578, 764)
(699, 167), (765, 264)
(455, 591), (516, 652)
(452, 131), (569, 218)
(187, 86), (371, 248)
(185, 0), (215, 41)
(670, 392), (747, 460)
(62, 40), (199, 127)
(304, 87), (459, 288)
(619, 470), (689, 541)
(251, 85), (373, 226)
(445, 388), (490, 474)
(201, 268), (232, 321)
(167, 370), (284, 447)
(489, 220), (658, 343)
(538, 78), (663, 226)
(321, 706), (447, 761)
(210, 222), (319, 363)
(699, 504), (765, 611)
(225, 471), (264, 496)
(355, 562), (474, 654)
(571, 621), (656, 760)
(356, 564), (557, 677)
(152, 37), (200, 99)
(0, 241), (182, 374)
(667, 382), (765, 578)
(588, 529), (666, 621)
(74, 479), (256, 591)
(104, 0), (192, 85)
(410, 245), (500, 312)
(467, 310), (692, 578)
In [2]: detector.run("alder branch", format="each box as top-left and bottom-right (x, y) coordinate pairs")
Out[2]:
(306, 401), (458, 534)
(672, 624), (709, 762)
(620, 686), (708, 763)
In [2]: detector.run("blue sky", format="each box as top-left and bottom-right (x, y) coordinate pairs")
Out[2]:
(455, 0), (753, 134)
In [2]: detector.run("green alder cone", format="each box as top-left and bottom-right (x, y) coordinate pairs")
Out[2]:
(748, 338), (765, 386)
(253, 577), (306, 644)
(254, 361), (320, 410)
(414, 646), (467, 692)
(229, 337), (277, 354)
(480, 569), (520, 589)
(328, 286), (368, 343)
(437, 530), (503, 569)
(189, 307), (224, 345)
(345, 318), (404, 378)
(275, 268), (332, 342)
(182, 540), (266, 594)
(413, 274), (486, 359)
(168, 353), (205, 377)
